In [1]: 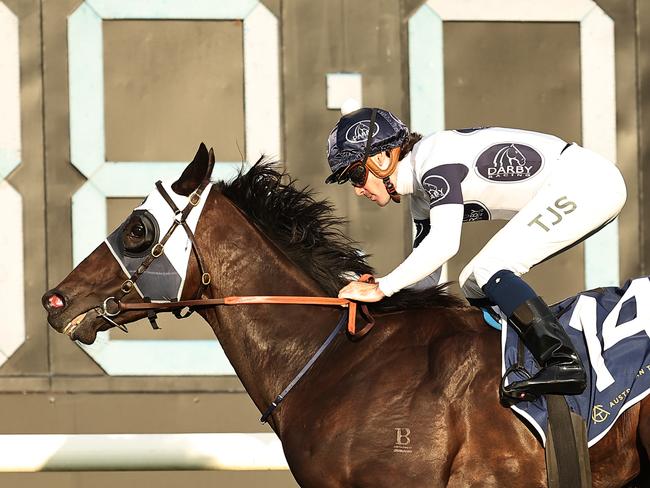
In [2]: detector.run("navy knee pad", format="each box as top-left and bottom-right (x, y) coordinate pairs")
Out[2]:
(482, 270), (537, 318)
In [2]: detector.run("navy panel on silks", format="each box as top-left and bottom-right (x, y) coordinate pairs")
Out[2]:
(420, 163), (468, 208)
(502, 277), (650, 447)
(413, 219), (430, 248)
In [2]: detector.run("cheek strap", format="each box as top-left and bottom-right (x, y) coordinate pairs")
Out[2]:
(383, 176), (401, 203)
(366, 146), (401, 179)
(367, 147), (401, 203)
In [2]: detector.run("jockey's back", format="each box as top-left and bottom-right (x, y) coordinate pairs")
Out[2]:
(408, 127), (569, 221)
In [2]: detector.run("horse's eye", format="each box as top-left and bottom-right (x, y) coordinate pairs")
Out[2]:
(120, 212), (159, 256)
(130, 222), (145, 238)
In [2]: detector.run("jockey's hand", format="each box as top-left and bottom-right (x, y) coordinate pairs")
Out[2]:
(338, 280), (385, 302)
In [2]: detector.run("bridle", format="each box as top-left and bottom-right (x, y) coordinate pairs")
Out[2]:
(97, 177), (213, 332)
(93, 173), (375, 422)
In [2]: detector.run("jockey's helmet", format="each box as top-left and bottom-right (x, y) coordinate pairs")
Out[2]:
(325, 107), (409, 185)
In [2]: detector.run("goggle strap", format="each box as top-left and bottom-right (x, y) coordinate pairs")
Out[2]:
(361, 108), (378, 170)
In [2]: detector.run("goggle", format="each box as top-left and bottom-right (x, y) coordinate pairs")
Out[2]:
(336, 161), (369, 187)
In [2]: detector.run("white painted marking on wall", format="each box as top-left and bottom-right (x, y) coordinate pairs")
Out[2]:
(71, 180), (106, 266)
(87, 0), (258, 20)
(0, 3), (25, 368)
(90, 162), (245, 197)
(326, 73), (362, 111)
(67, 1), (280, 375)
(408, 5), (443, 136)
(68, 3), (105, 177)
(0, 433), (288, 471)
(426, 0), (595, 21)
(0, 182), (25, 360)
(0, 2), (21, 179)
(244, 3), (281, 161)
(79, 339), (236, 376)
(581, 7), (619, 287)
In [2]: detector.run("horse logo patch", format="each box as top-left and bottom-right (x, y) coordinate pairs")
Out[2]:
(422, 175), (450, 204)
(463, 201), (490, 222)
(345, 120), (380, 144)
(475, 143), (543, 182)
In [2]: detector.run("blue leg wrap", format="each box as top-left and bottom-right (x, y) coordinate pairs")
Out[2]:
(482, 270), (537, 318)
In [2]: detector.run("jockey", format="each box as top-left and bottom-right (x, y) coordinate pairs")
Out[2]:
(325, 106), (627, 401)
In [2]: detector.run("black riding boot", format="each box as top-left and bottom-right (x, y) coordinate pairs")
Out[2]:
(504, 296), (587, 400)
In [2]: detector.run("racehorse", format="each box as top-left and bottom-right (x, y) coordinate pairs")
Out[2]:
(43, 144), (649, 487)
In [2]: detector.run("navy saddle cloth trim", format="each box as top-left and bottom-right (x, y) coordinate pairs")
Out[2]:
(494, 277), (650, 447)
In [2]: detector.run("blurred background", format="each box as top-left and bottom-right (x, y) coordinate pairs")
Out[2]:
(1, 0), (650, 486)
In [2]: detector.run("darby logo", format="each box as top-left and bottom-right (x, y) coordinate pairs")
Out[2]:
(475, 143), (543, 182)
(422, 175), (450, 204)
(345, 120), (379, 144)
(463, 201), (490, 222)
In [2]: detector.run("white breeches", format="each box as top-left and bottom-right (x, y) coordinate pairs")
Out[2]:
(459, 144), (627, 299)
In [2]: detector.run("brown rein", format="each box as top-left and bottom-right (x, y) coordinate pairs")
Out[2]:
(117, 296), (375, 338)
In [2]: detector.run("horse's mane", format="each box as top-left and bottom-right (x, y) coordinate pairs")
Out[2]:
(215, 160), (466, 313)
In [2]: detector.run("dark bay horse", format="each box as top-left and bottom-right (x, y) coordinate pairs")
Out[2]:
(43, 145), (649, 487)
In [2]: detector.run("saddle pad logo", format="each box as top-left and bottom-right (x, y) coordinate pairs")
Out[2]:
(463, 201), (490, 222)
(422, 175), (450, 204)
(475, 143), (543, 182)
(345, 120), (380, 144)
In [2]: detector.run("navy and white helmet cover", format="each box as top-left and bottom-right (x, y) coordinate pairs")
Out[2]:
(105, 180), (212, 302)
(325, 107), (409, 183)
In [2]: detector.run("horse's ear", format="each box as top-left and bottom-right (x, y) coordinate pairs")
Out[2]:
(172, 143), (213, 196)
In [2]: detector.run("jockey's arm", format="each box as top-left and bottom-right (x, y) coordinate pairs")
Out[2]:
(377, 203), (463, 297)
(377, 162), (468, 297)
(398, 219), (441, 291)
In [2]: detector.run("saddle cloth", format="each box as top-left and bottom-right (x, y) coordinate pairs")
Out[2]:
(497, 277), (650, 447)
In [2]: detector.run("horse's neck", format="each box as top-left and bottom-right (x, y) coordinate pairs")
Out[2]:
(198, 194), (337, 427)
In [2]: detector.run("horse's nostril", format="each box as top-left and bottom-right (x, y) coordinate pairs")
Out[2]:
(47, 293), (65, 310)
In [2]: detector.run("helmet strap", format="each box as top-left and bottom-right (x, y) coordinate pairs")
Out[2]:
(368, 147), (402, 203)
(367, 146), (401, 179)
(360, 109), (378, 171)
(383, 176), (401, 203)
(359, 110), (401, 203)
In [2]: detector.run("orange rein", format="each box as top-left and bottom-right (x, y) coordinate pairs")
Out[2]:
(118, 295), (374, 337)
